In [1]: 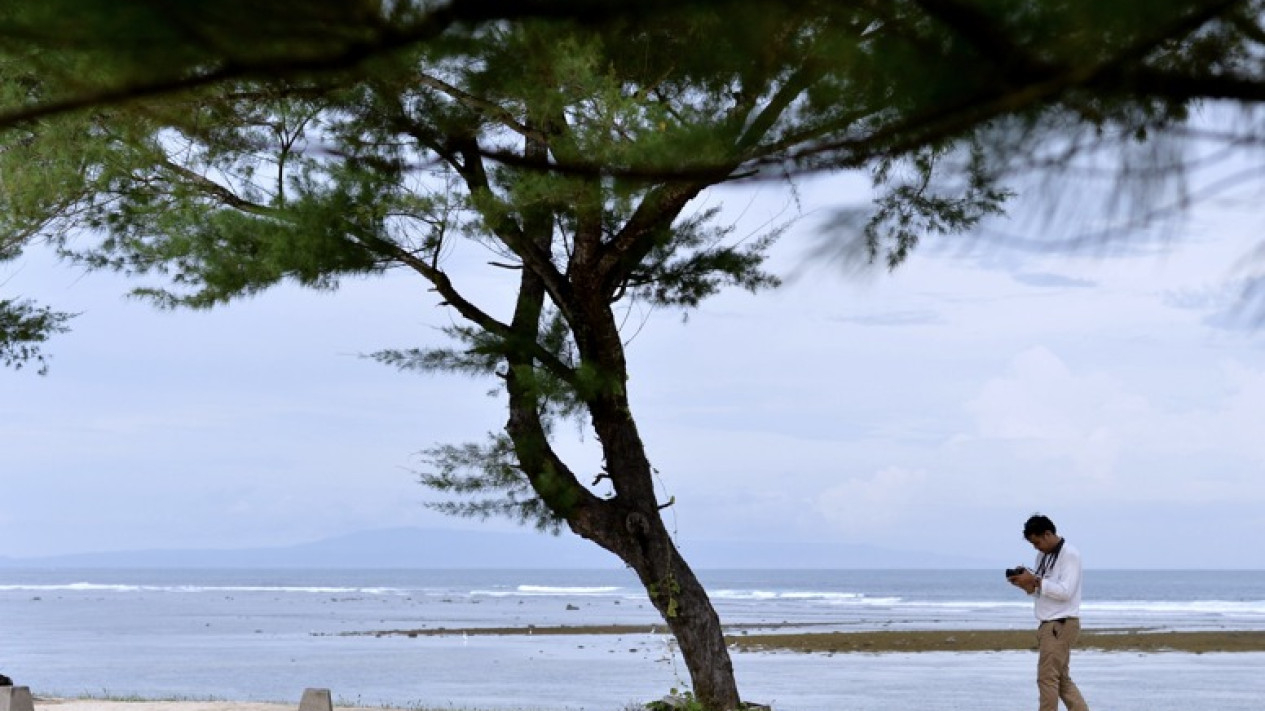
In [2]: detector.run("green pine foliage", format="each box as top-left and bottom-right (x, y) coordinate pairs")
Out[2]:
(0, 297), (71, 374)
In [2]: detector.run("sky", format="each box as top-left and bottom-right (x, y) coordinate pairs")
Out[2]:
(3, 145), (1265, 570)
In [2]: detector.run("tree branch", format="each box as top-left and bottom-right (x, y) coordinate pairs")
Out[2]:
(359, 232), (580, 385)
(0, 14), (444, 130)
(596, 180), (717, 290)
(159, 159), (275, 216)
(772, 0), (1255, 172)
(0, 0), (769, 132)
(416, 72), (547, 143)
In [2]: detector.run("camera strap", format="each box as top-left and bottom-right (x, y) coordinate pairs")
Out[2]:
(1035, 537), (1065, 577)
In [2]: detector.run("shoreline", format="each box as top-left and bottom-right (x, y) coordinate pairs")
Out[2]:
(335, 625), (1265, 653)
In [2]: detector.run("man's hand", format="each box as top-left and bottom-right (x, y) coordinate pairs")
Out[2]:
(1008, 570), (1039, 594)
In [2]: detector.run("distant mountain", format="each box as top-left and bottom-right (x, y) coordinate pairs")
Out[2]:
(0, 527), (990, 569)
(0, 527), (607, 569)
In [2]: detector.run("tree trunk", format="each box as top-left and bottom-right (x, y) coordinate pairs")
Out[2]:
(507, 193), (743, 708)
(635, 523), (740, 710)
(573, 495), (741, 710)
(544, 284), (744, 709)
(572, 396), (743, 710)
(663, 563), (740, 711)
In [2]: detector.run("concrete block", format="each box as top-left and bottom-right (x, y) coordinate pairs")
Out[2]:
(298, 688), (332, 711)
(0, 686), (34, 711)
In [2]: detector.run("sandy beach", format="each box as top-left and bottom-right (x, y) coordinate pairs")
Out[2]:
(34, 703), (299, 711)
(8, 568), (1263, 711)
(18, 627), (1265, 711)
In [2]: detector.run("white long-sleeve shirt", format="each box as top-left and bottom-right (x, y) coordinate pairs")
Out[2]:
(1032, 539), (1084, 622)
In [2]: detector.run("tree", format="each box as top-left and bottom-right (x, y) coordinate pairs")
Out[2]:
(0, 296), (70, 374)
(1, 225), (70, 372)
(6, 1), (1265, 707)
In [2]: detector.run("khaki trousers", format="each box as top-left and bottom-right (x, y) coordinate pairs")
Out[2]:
(1036, 618), (1089, 711)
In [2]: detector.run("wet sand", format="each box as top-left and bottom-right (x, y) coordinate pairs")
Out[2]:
(340, 624), (1265, 653)
(34, 703), (297, 711)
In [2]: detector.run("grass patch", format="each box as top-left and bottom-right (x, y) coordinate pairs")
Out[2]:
(727, 629), (1265, 654)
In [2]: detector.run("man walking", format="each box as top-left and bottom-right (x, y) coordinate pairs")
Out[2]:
(1008, 514), (1091, 711)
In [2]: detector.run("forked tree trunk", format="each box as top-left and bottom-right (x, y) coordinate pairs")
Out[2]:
(503, 183), (744, 709)
(564, 297), (743, 709)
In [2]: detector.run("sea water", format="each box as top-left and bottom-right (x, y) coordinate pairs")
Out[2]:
(1, 568), (1263, 710)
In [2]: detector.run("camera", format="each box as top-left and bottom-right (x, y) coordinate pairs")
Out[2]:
(1004, 565), (1027, 578)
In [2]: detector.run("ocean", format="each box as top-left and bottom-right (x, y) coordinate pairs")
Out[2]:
(2, 568), (1263, 710)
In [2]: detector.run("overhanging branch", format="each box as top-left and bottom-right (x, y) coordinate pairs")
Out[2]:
(0, 0), (774, 132)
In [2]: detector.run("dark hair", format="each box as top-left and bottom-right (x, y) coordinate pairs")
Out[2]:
(1023, 514), (1056, 538)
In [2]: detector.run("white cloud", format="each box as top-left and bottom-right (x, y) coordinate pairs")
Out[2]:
(812, 466), (931, 536)
(955, 345), (1265, 504)
(959, 346), (1140, 484)
(1011, 272), (1098, 288)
